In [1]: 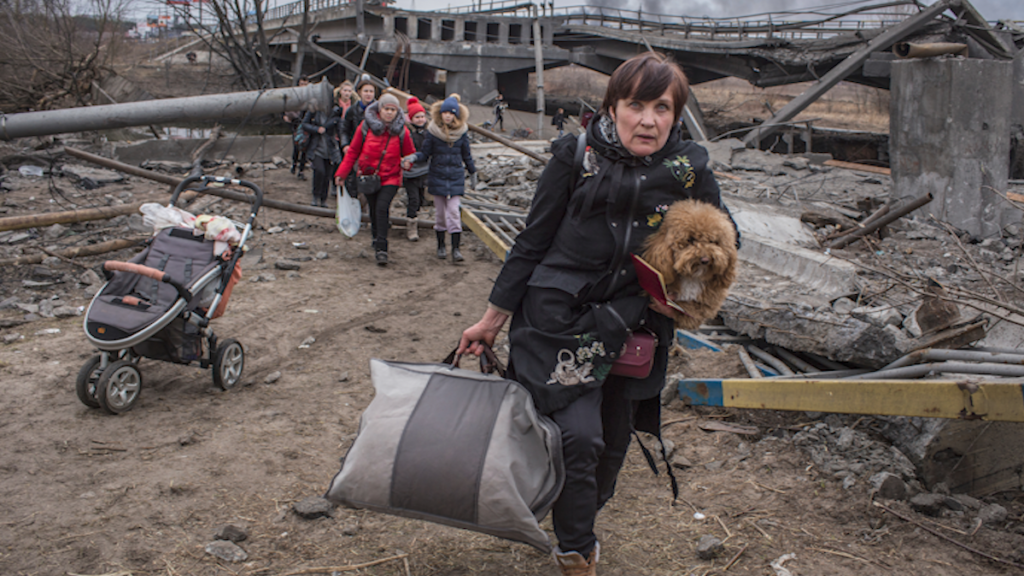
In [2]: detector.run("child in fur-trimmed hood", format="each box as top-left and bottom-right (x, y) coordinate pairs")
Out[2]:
(403, 93), (477, 263)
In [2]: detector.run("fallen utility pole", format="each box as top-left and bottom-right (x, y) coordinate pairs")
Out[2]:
(827, 193), (933, 249)
(63, 147), (430, 228)
(0, 237), (147, 267)
(1, 81), (332, 141)
(0, 202), (147, 233)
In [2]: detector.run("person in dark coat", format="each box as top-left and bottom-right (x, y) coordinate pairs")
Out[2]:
(403, 94), (476, 263)
(334, 93), (416, 266)
(457, 53), (738, 576)
(284, 76), (311, 179)
(552, 107), (566, 137)
(402, 96), (429, 242)
(300, 100), (341, 208)
(492, 93), (506, 132)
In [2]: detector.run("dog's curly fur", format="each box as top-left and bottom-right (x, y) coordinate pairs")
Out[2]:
(641, 199), (738, 330)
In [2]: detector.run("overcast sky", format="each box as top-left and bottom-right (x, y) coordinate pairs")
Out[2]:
(392, 0), (1024, 21)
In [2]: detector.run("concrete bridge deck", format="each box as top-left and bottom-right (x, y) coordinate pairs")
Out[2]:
(262, 0), (1016, 99)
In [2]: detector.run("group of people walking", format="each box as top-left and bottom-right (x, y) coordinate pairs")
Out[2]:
(288, 75), (476, 267)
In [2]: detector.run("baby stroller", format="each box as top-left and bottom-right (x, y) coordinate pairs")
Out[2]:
(77, 175), (263, 414)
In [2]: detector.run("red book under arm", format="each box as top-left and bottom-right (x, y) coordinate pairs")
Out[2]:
(630, 254), (690, 316)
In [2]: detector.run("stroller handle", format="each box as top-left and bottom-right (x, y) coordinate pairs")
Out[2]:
(104, 261), (193, 303)
(169, 175), (264, 215)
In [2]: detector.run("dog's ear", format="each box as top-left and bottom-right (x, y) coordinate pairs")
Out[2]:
(643, 230), (679, 287)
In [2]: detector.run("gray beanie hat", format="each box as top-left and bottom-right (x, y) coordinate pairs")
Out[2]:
(378, 93), (401, 111)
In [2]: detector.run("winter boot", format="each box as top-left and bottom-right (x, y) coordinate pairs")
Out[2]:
(554, 543), (599, 576)
(375, 250), (388, 266)
(407, 223), (419, 242)
(451, 232), (464, 262)
(436, 230), (447, 260)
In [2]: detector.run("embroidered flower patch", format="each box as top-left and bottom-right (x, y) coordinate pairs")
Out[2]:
(663, 155), (695, 189)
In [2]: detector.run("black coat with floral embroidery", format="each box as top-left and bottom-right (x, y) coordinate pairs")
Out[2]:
(489, 112), (737, 417)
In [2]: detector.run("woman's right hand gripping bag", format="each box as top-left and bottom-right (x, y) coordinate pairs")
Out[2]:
(325, 356), (565, 552)
(335, 185), (361, 238)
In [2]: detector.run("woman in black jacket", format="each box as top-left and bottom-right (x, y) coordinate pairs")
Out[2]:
(458, 53), (738, 576)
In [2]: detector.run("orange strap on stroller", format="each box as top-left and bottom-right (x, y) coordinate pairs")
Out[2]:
(104, 261), (168, 282)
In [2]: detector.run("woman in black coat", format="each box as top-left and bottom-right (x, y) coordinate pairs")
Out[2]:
(458, 53), (738, 576)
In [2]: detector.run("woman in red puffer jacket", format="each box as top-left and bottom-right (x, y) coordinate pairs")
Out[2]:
(335, 93), (415, 266)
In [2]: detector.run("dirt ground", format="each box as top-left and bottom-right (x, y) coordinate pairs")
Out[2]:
(1, 160), (1023, 576)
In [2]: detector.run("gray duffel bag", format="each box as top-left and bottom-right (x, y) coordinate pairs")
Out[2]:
(325, 354), (564, 552)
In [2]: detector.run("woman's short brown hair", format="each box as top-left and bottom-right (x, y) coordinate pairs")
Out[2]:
(601, 52), (689, 120)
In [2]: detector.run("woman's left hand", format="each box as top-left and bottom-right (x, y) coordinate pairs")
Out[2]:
(648, 298), (690, 325)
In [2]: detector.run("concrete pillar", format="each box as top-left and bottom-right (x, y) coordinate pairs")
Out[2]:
(454, 19), (465, 42)
(382, 14), (393, 38)
(431, 18), (441, 42)
(891, 59), (1017, 239)
(1014, 50), (1024, 129)
(498, 22), (509, 45)
(447, 70), (497, 105)
(543, 21), (553, 46)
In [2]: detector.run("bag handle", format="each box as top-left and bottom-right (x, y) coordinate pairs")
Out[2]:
(443, 343), (506, 378)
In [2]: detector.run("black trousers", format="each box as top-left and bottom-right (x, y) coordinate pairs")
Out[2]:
(291, 140), (307, 172)
(310, 157), (332, 203)
(367, 184), (399, 253)
(549, 379), (635, 556)
(404, 175), (427, 218)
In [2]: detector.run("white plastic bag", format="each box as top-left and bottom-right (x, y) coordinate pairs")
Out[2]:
(140, 203), (196, 232)
(336, 185), (361, 238)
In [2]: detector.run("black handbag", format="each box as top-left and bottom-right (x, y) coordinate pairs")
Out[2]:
(356, 133), (391, 196)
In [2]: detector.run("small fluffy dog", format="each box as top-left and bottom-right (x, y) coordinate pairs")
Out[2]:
(641, 199), (739, 330)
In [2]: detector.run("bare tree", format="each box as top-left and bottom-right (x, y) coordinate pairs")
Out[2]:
(0, 0), (131, 112)
(169, 0), (305, 90)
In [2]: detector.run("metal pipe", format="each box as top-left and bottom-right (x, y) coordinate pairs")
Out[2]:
(847, 361), (1024, 380)
(828, 193), (933, 249)
(893, 42), (968, 59)
(801, 351), (848, 372)
(1, 81), (333, 141)
(771, 369), (872, 380)
(773, 347), (816, 373)
(736, 346), (761, 378)
(880, 348), (1024, 371)
(746, 344), (795, 376)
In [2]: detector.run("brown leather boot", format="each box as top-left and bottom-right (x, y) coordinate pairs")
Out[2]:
(554, 543), (599, 576)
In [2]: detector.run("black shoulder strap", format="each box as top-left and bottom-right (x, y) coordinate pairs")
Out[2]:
(568, 132), (587, 192)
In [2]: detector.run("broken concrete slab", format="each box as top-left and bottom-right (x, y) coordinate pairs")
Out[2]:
(721, 294), (908, 367)
(878, 417), (1024, 497)
(738, 234), (857, 302)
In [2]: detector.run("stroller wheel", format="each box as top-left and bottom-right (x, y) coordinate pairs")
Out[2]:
(75, 355), (103, 409)
(96, 360), (143, 414)
(213, 339), (244, 390)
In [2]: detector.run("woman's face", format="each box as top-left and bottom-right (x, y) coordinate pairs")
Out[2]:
(411, 111), (427, 126)
(608, 87), (675, 157)
(441, 111), (456, 124)
(340, 85), (353, 102)
(380, 105), (399, 123)
(359, 85), (376, 104)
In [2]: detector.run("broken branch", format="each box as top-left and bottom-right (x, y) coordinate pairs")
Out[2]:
(873, 501), (1024, 570)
